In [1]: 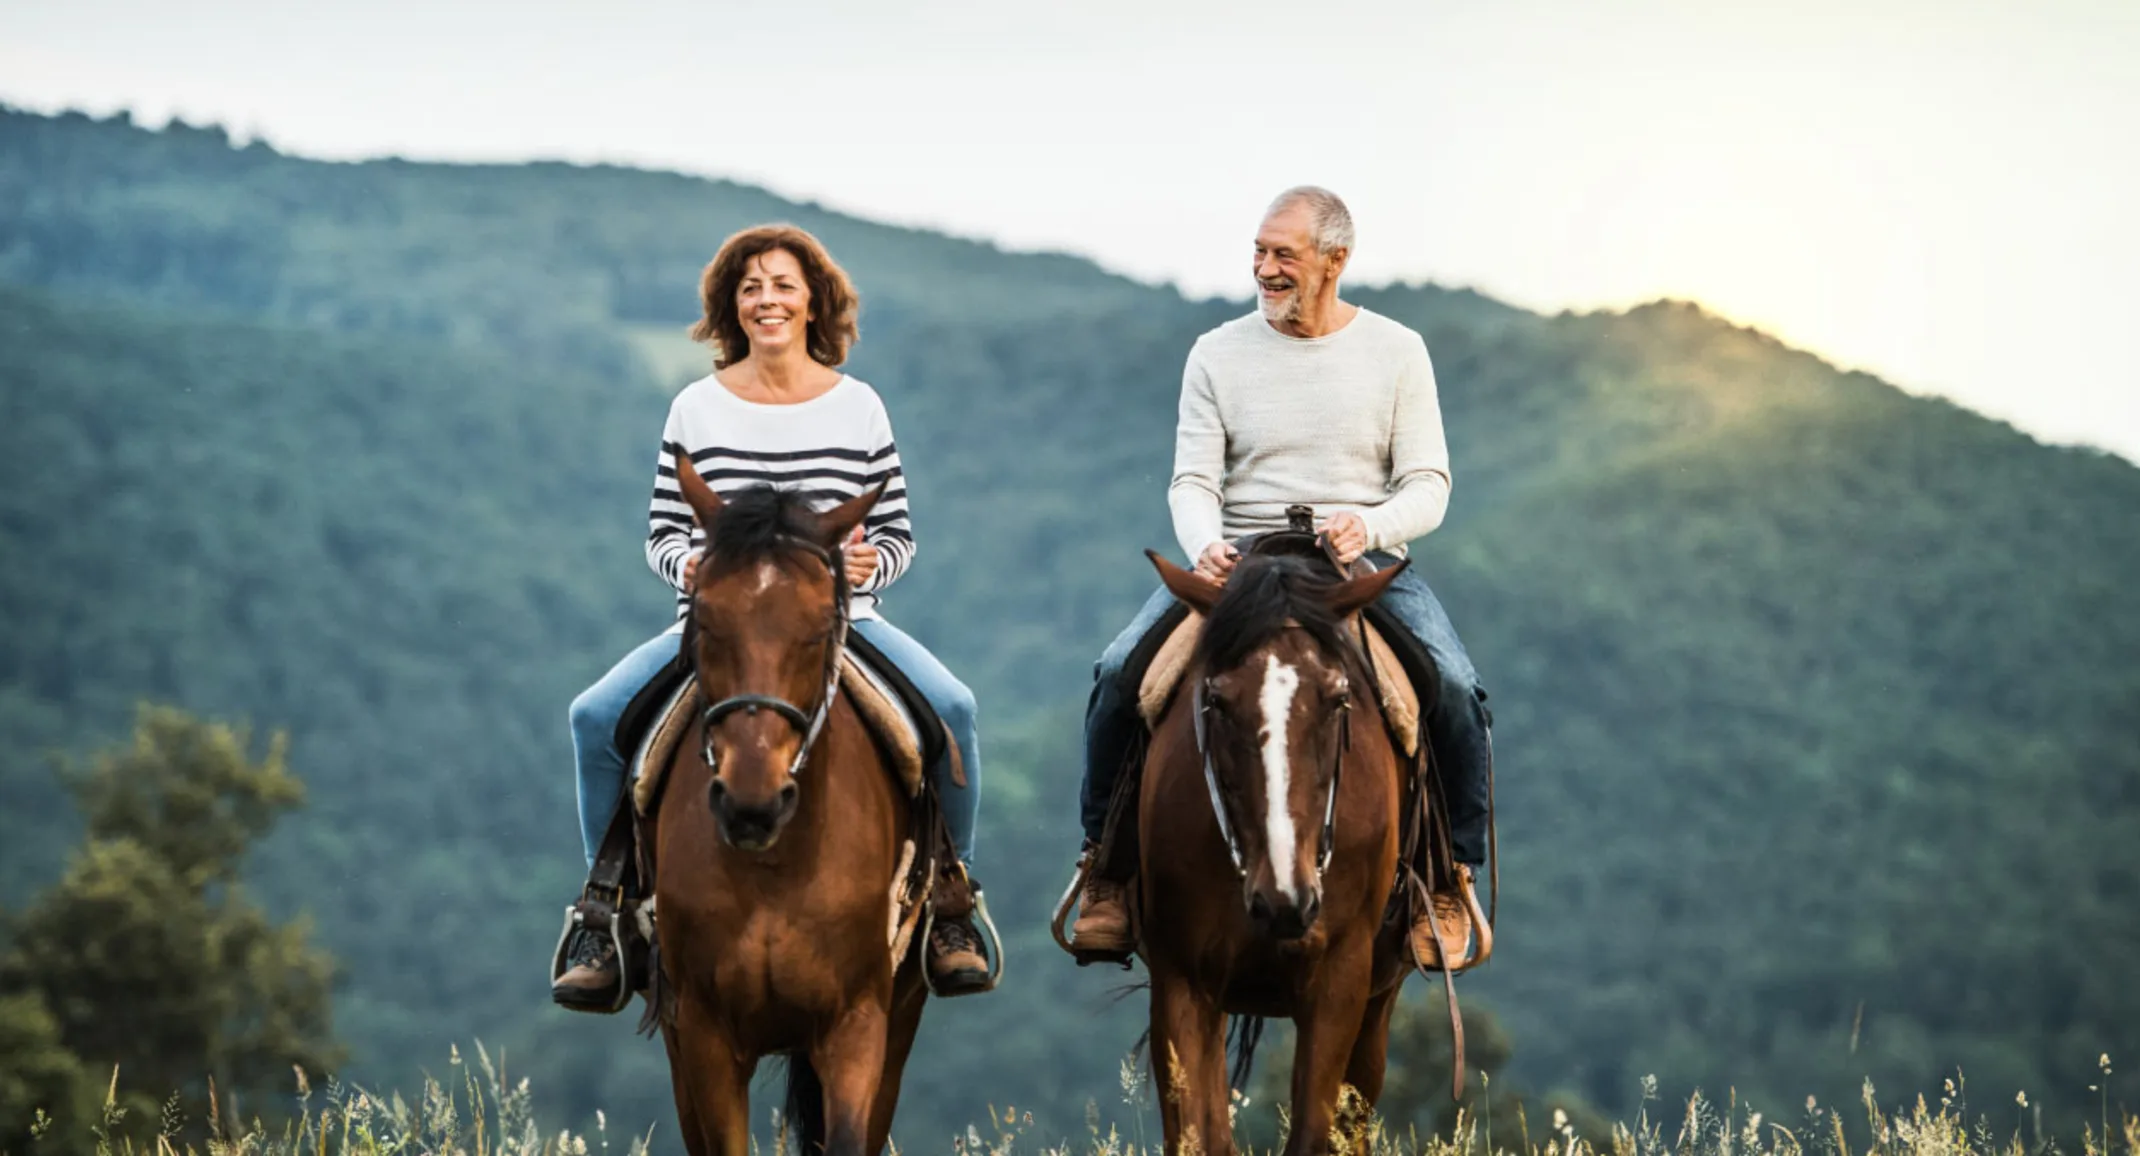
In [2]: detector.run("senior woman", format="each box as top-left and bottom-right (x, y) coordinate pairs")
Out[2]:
(552, 224), (988, 1007)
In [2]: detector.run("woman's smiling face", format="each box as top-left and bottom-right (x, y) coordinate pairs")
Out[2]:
(735, 247), (813, 356)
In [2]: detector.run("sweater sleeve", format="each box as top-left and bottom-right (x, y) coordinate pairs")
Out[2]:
(645, 399), (695, 594)
(1167, 345), (1228, 561)
(1358, 334), (1452, 552)
(857, 396), (915, 596)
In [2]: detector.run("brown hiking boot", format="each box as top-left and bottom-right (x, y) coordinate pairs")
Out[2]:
(1410, 864), (1492, 972)
(1071, 874), (1133, 954)
(926, 914), (993, 996)
(551, 927), (623, 1008)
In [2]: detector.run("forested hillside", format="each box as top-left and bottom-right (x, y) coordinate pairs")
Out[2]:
(2, 106), (2135, 1148)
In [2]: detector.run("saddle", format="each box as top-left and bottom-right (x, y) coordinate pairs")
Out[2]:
(626, 640), (959, 816)
(1136, 609), (1424, 756)
(1126, 511), (1445, 787)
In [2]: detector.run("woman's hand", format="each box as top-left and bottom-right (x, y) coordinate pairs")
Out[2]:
(683, 551), (702, 593)
(843, 525), (880, 590)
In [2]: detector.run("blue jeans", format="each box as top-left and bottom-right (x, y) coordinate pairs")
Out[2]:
(570, 631), (683, 868)
(1078, 550), (1493, 865)
(569, 620), (982, 870)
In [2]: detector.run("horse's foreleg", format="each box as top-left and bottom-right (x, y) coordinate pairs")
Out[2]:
(812, 1002), (892, 1156)
(865, 975), (928, 1155)
(1343, 984), (1404, 1107)
(1282, 954), (1373, 1156)
(1149, 970), (1231, 1156)
(665, 1008), (755, 1156)
(661, 1027), (707, 1156)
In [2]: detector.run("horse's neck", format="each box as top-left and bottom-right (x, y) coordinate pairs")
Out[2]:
(777, 706), (909, 868)
(800, 703), (901, 822)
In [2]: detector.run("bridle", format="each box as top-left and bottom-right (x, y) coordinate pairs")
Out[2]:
(1193, 629), (1355, 883)
(690, 537), (850, 780)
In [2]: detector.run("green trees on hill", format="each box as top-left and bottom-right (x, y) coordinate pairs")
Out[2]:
(0, 706), (342, 1156)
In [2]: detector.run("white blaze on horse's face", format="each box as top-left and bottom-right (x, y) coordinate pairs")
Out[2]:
(1257, 653), (1304, 906)
(748, 560), (782, 599)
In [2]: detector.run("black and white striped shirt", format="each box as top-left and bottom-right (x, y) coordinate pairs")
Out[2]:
(646, 374), (914, 622)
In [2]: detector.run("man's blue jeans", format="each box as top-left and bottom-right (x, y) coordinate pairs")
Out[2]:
(1078, 550), (1492, 865)
(571, 618), (981, 870)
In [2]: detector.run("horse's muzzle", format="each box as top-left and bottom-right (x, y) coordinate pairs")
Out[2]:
(1247, 887), (1322, 941)
(708, 777), (799, 851)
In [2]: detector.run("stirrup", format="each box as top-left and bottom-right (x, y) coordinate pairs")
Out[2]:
(922, 868), (1005, 997)
(1409, 871), (1490, 974)
(549, 885), (645, 1015)
(1459, 868), (1493, 969)
(1050, 851), (1135, 968)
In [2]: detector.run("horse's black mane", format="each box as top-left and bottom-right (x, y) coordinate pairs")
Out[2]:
(703, 484), (825, 564)
(1193, 554), (1354, 675)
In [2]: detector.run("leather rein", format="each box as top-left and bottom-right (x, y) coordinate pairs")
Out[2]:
(689, 537), (851, 779)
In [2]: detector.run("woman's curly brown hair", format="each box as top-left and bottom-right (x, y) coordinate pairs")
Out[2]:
(688, 225), (860, 369)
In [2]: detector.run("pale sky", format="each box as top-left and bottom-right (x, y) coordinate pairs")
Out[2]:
(5, 0), (2137, 461)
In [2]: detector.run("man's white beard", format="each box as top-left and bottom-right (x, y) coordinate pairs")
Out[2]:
(1259, 286), (1300, 323)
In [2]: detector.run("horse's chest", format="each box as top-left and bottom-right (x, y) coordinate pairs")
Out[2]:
(662, 891), (891, 1021)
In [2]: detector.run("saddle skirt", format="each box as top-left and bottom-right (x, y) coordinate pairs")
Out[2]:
(630, 650), (945, 817)
(1136, 612), (1422, 757)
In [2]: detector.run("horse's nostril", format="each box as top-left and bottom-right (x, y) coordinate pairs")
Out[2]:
(778, 782), (798, 810)
(1248, 891), (1274, 924)
(1301, 894), (1323, 928)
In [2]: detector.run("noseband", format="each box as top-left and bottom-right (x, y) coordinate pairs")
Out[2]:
(1193, 636), (1353, 882)
(691, 537), (850, 780)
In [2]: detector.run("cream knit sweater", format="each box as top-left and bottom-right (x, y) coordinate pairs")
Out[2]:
(1167, 307), (1452, 560)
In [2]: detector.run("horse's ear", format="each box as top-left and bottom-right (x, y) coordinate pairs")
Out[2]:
(815, 484), (883, 548)
(1321, 558), (1408, 619)
(1149, 549), (1222, 614)
(675, 451), (724, 528)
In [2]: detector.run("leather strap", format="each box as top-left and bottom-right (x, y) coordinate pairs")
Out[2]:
(586, 755), (641, 901)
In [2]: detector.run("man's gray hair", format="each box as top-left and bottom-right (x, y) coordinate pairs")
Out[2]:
(1267, 185), (1355, 255)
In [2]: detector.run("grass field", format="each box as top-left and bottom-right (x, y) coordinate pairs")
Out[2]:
(44, 1045), (2131, 1156)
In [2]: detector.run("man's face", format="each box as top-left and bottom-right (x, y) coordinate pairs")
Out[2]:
(1253, 203), (1331, 324)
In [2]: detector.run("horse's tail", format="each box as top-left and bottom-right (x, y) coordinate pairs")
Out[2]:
(1227, 1014), (1266, 1090)
(780, 1053), (826, 1156)
(1128, 1005), (1262, 1091)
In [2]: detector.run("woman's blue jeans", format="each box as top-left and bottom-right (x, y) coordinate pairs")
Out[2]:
(570, 620), (981, 870)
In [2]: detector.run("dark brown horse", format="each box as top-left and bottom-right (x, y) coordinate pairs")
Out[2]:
(644, 456), (929, 1156)
(1138, 549), (1414, 1156)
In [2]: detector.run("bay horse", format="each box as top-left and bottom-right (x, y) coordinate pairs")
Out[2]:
(644, 455), (929, 1156)
(1138, 547), (1415, 1156)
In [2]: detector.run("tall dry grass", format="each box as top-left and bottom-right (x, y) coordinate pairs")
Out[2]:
(36, 1047), (2131, 1156)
